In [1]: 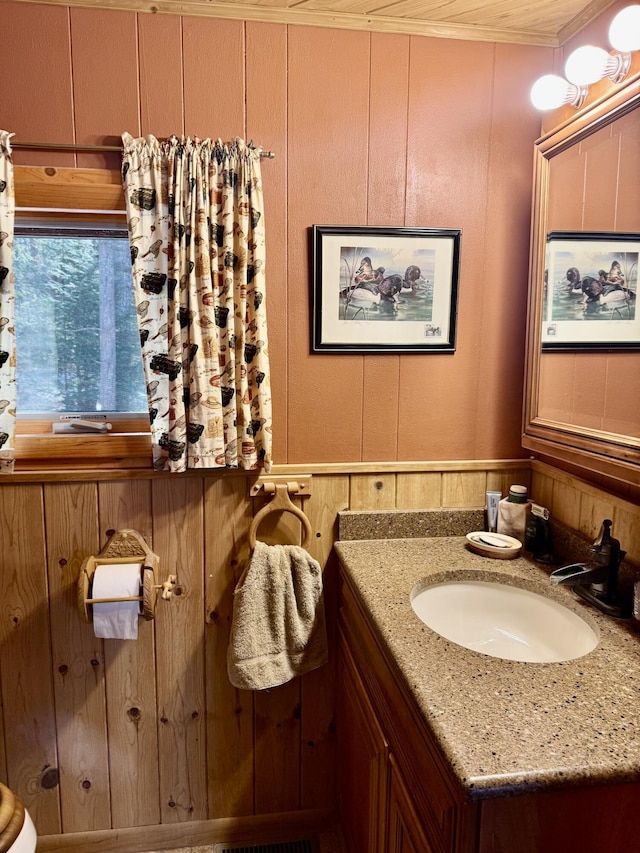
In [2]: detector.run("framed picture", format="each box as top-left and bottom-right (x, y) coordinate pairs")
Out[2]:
(542, 231), (640, 351)
(312, 225), (461, 353)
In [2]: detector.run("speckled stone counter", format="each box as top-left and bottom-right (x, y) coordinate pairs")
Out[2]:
(334, 534), (640, 800)
(338, 508), (485, 540)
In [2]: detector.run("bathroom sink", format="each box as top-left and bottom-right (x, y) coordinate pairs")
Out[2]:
(411, 579), (598, 663)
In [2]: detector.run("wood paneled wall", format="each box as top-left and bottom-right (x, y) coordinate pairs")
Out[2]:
(0, 473), (333, 847)
(2, 2), (551, 467)
(0, 462), (533, 849)
(4, 3), (638, 849)
(531, 460), (640, 565)
(1, 467), (638, 848)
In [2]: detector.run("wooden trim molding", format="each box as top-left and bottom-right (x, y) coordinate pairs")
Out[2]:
(272, 459), (532, 475)
(37, 808), (336, 853)
(14, 165), (125, 212)
(14, 433), (152, 467)
(524, 434), (640, 489)
(2, 457), (533, 483)
(6, 0), (563, 45)
(12, 165), (141, 471)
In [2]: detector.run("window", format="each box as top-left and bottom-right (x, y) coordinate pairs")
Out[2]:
(14, 222), (146, 416)
(14, 221), (147, 417)
(13, 165), (152, 469)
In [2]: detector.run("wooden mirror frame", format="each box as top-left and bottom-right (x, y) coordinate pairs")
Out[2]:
(523, 60), (640, 488)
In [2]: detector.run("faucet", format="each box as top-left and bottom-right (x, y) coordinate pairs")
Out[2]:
(549, 519), (627, 617)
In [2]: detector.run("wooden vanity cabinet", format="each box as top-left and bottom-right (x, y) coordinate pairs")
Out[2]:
(387, 756), (437, 853)
(336, 569), (640, 853)
(337, 572), (475, 853)
(337, 637), (389, 853)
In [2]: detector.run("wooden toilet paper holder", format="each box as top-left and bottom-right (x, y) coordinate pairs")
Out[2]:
(77, 529), (177, 623)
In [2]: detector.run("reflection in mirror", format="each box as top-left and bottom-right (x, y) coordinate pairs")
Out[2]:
(523, 65), (640, 488)
(542, 231), (639, 351)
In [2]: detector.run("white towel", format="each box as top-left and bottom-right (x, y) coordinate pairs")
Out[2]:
(227, 541), (328, 690)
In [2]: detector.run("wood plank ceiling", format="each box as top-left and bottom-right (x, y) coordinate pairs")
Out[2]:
(8, 0), (620, 45)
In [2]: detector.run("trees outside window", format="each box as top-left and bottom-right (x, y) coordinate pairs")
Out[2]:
(13, 224), (146, 415)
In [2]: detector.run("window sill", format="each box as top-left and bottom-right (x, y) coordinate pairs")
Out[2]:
(14, 432), (153, 472)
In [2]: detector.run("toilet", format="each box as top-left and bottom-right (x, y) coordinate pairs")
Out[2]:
(0, 783), (36, 853)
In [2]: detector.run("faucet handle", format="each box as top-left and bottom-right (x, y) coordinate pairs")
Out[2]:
(590, 519), (625, 571)
(591, 519), (612, 551)
(549, 562), (589, 585)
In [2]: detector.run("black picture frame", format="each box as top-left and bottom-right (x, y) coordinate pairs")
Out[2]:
(542, 231), (640, 351)
(312, 225), (461, 353)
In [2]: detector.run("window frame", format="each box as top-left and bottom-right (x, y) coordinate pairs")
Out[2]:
(14, 165), (152, 470)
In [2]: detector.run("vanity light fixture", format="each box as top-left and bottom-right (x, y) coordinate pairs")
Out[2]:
(530, 3), (639, 111)
(565, 44), (630, 85)
(530, 74), (587, 111)
(609, 4), (640, 52)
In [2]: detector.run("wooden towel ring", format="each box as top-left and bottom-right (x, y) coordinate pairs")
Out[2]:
(248, 482), (313, 549)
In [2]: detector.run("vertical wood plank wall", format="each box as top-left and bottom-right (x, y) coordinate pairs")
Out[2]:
(3, 461), (637, 845)
(3, 2), (552, 467)
(3, 3), (639, 847)
(0, 469), (634, 850)
(531, 461), (640, 563)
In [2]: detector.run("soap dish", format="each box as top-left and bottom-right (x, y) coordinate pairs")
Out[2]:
(466, 531), (522, 559)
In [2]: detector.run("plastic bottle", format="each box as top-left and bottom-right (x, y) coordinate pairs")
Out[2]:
(496, 485), (531, 544)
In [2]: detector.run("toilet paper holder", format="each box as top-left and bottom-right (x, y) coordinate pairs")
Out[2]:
(77, 529), (177, 623)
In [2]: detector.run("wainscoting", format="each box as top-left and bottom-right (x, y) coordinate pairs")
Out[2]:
(0, 459), (637, 851)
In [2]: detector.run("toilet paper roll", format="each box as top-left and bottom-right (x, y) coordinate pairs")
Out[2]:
(92, 563), (142, 640)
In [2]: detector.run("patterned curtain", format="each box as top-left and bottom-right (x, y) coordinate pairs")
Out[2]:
(0, 131), (16, 474)
(121, 133), (272, 473)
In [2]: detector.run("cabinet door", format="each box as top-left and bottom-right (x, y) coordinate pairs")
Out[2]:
(337, 637), (389, 853)
(387, 757), (437, 853)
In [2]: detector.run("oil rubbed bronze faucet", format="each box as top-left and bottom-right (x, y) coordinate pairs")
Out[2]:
(549, 519), (627, 618)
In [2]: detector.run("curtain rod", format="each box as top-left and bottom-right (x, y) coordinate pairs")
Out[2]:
(11, 140), (276, 158)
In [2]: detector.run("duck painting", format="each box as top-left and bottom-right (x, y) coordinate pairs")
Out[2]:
(354, 256), (372, 277)
(580, 275), (603, 310)
(400, 265), (426, 293)
(354, 257), (375, 283)
(344, 282), (382, 319)
(378, 274), (403, 303)
(354, 258), (385, 287)
(350, 287), (381, 307)
(581, 273), (637, 318)
(599, 285), (636, 318)
(566, 267), (583, 295)
(340, 250), (435, 321)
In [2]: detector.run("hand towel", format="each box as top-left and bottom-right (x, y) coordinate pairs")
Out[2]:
(227, 541), (328, 690)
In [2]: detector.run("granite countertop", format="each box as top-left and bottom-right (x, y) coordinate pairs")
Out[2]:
(334, 529), (640, 800)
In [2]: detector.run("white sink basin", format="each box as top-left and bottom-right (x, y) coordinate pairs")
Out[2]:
(411, 579), (599, 663)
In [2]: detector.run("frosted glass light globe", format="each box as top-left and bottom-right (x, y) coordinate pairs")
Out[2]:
(530, 75), (574, 110)
(565, 45), (612, 85)
(609, 5), (640, 52)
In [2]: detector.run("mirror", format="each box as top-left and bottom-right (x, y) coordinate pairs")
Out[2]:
(523, 64), (640, 488)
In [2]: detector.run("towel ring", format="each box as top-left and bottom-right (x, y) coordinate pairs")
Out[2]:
(248, 482), (313, 549)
